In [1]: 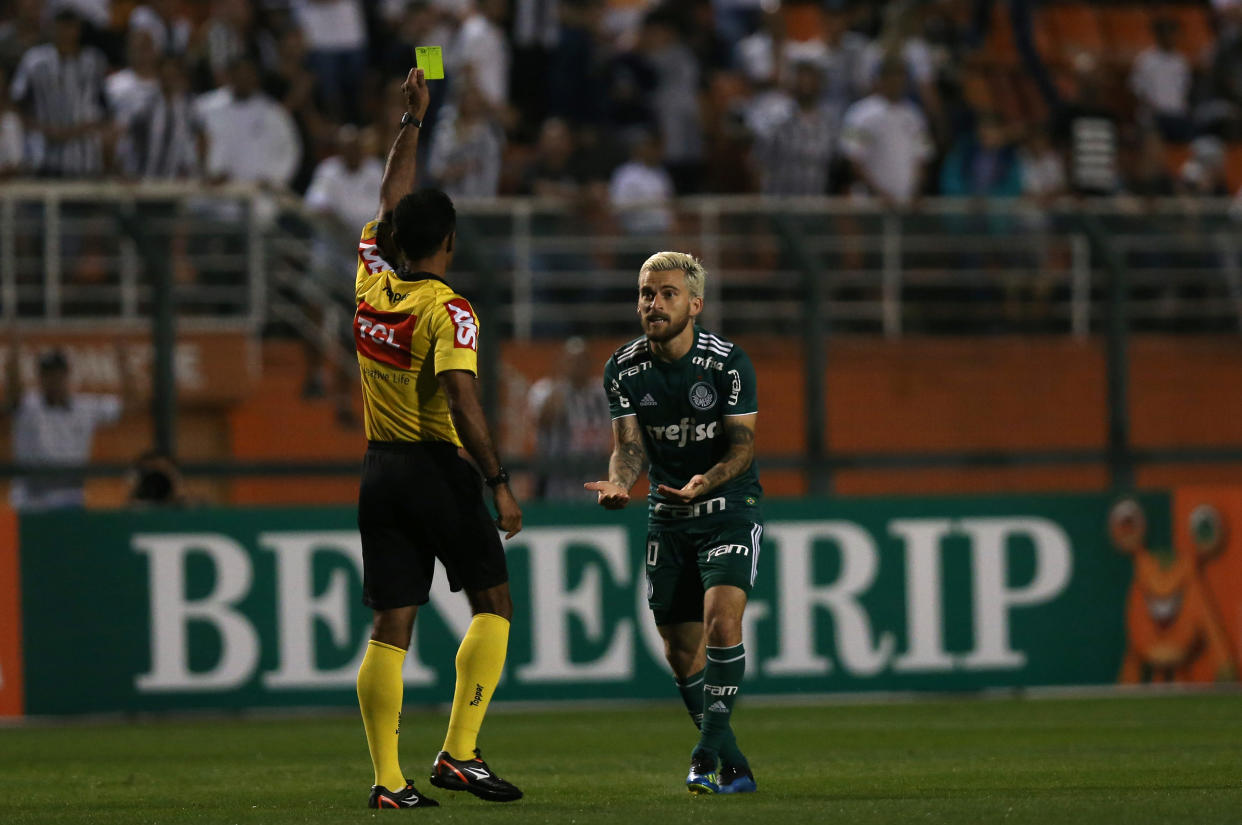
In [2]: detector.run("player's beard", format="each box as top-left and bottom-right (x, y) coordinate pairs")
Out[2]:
(643, 310), (690, 343)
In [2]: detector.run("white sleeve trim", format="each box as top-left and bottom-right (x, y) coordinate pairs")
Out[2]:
(610, 412), (638, 420)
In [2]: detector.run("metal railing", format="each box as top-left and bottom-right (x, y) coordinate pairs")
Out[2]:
(5, 183), (1242, 495)
(5, 184), (1242, 339)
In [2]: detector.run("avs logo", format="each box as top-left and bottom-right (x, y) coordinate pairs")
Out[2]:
(444, 298), (479, 351)
(355, 302), (417, 369)
(358, 236), (391, 275)
(689, 381), (716, 410)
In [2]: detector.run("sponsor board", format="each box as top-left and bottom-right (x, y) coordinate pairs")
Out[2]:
(13, 491), (1234, 716)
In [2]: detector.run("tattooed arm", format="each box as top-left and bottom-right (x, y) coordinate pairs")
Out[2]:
(656, 414), (756, 503)
(585, 416), (647, 510)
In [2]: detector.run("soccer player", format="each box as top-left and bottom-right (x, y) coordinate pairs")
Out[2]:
(353, 66), (523, 809)
(586, 252), (761, 795)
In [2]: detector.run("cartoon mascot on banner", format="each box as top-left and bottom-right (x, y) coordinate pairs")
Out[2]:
(1110, 498), (1238, 683)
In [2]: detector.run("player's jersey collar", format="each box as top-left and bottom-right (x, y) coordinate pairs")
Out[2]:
(394, 268), (450, 286)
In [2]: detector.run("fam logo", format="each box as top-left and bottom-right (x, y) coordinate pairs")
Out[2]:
(444, 299), (479, 351)
(689, 381), (716, 410)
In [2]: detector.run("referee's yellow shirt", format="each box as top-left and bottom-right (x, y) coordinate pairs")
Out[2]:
(353, 220), (480, 446)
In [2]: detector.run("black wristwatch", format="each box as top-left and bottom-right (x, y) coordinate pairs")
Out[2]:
(484, 468), (510, 488)
(400, 112), (422, 129)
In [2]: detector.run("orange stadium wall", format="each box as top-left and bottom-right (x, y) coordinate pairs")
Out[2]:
(21, 334), (1236, 507)
(477, 335), (1242, 501)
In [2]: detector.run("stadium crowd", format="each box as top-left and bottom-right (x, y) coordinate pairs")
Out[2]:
(3, 0), (1242, 212)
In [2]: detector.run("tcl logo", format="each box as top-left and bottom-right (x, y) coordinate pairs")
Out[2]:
(355, 302), (416, 368)
(444, 298), (478, 350)
(358, 237), (390, 275)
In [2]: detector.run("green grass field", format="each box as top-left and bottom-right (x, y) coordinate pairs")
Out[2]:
(1, 693), (1239, 824)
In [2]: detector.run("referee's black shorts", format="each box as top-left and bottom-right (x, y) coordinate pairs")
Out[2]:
(358, 440), (508, 609)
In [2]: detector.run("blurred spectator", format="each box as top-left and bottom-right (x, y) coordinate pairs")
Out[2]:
(817, 8), (871, 117)
(129, 0), (193, 56)
(263, 27), (322, 193)
(1018, 126), (1066, 206)
(107, 30), (162, 126)
(451, 0), (510, 110)
(302, 123), (381, 418)
(428, 82), (504, 196)
(712, 0), (764, 47)
(546, 0), (603, 126)
(10, 9), (110, 178)
(117, 54), (202, 179)
(0, 0), (44, 74)
(859, 3), (941, 130)
(1128, 129), (1176, 198)
(609, 128), (673, 234)
(128, 450), (189, 507)
(640, 10), (703, 192)
(197, 0), (274, 89)
(0, 66), (24, 178)
(56, 0), (110, 30)
(526, 337), (611, 501)
(5, 348), (132, 513)
(840, 56), (933, 207)
(1130, 17), (1193, 143)
(197, 56), (301, 190)
(306, 124), (383, 231)
(1054, 53), (1121, 196)
(520, 117), (588, 197)
(291, 0), (367, 123)
(939, 112), (1022, 200)
(1178, 135), (1230, 196)
(511, 0), (560, 129)
(751, 59), (837, 196)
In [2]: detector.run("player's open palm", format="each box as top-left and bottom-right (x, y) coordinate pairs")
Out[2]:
(656, 475), (709, 503)
(585, 480), (630, 510)
(493, 486), (522, 539)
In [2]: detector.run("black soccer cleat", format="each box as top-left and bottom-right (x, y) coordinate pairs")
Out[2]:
(429, 748), (523, 802)
(368, 780), (440, 809)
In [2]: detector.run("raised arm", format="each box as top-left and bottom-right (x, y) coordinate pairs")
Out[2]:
(377, 67), (431, 220)
(585, 416), (647, 510)
(657, 414), (756, 503)
(437, 368), (522, 538)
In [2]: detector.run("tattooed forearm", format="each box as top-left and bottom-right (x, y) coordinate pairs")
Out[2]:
(701, 421), (755, 491)
(609, 418), (647, 491)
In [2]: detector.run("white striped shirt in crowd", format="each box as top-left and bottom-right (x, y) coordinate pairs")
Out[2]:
(10, 43), (108, 176)
(752, 99), (839, 197)
(120, 92), (200, 179)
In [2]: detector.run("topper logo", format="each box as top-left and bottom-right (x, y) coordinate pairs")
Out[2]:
(354, 302), (417, 369)
(444, 299), (478, 350)
(358, 237), (391, 275)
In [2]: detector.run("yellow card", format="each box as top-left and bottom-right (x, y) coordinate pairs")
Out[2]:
(415, 46), (444, 80)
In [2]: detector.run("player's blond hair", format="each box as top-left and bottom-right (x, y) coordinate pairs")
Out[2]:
(640, 251), (706, 300)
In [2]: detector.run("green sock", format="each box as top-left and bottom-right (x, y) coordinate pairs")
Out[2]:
(694, 644), (747, 765)
(676, 668), (748, 769)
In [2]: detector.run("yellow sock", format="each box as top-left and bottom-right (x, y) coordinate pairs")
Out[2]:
(357, 639), (407, 790)
(442, 613), (510, 760)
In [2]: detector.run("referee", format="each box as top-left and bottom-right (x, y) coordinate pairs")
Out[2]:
(353, 67), (522, 810)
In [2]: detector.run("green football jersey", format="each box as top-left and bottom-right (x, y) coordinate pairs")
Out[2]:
(604, 326), (762, 526)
